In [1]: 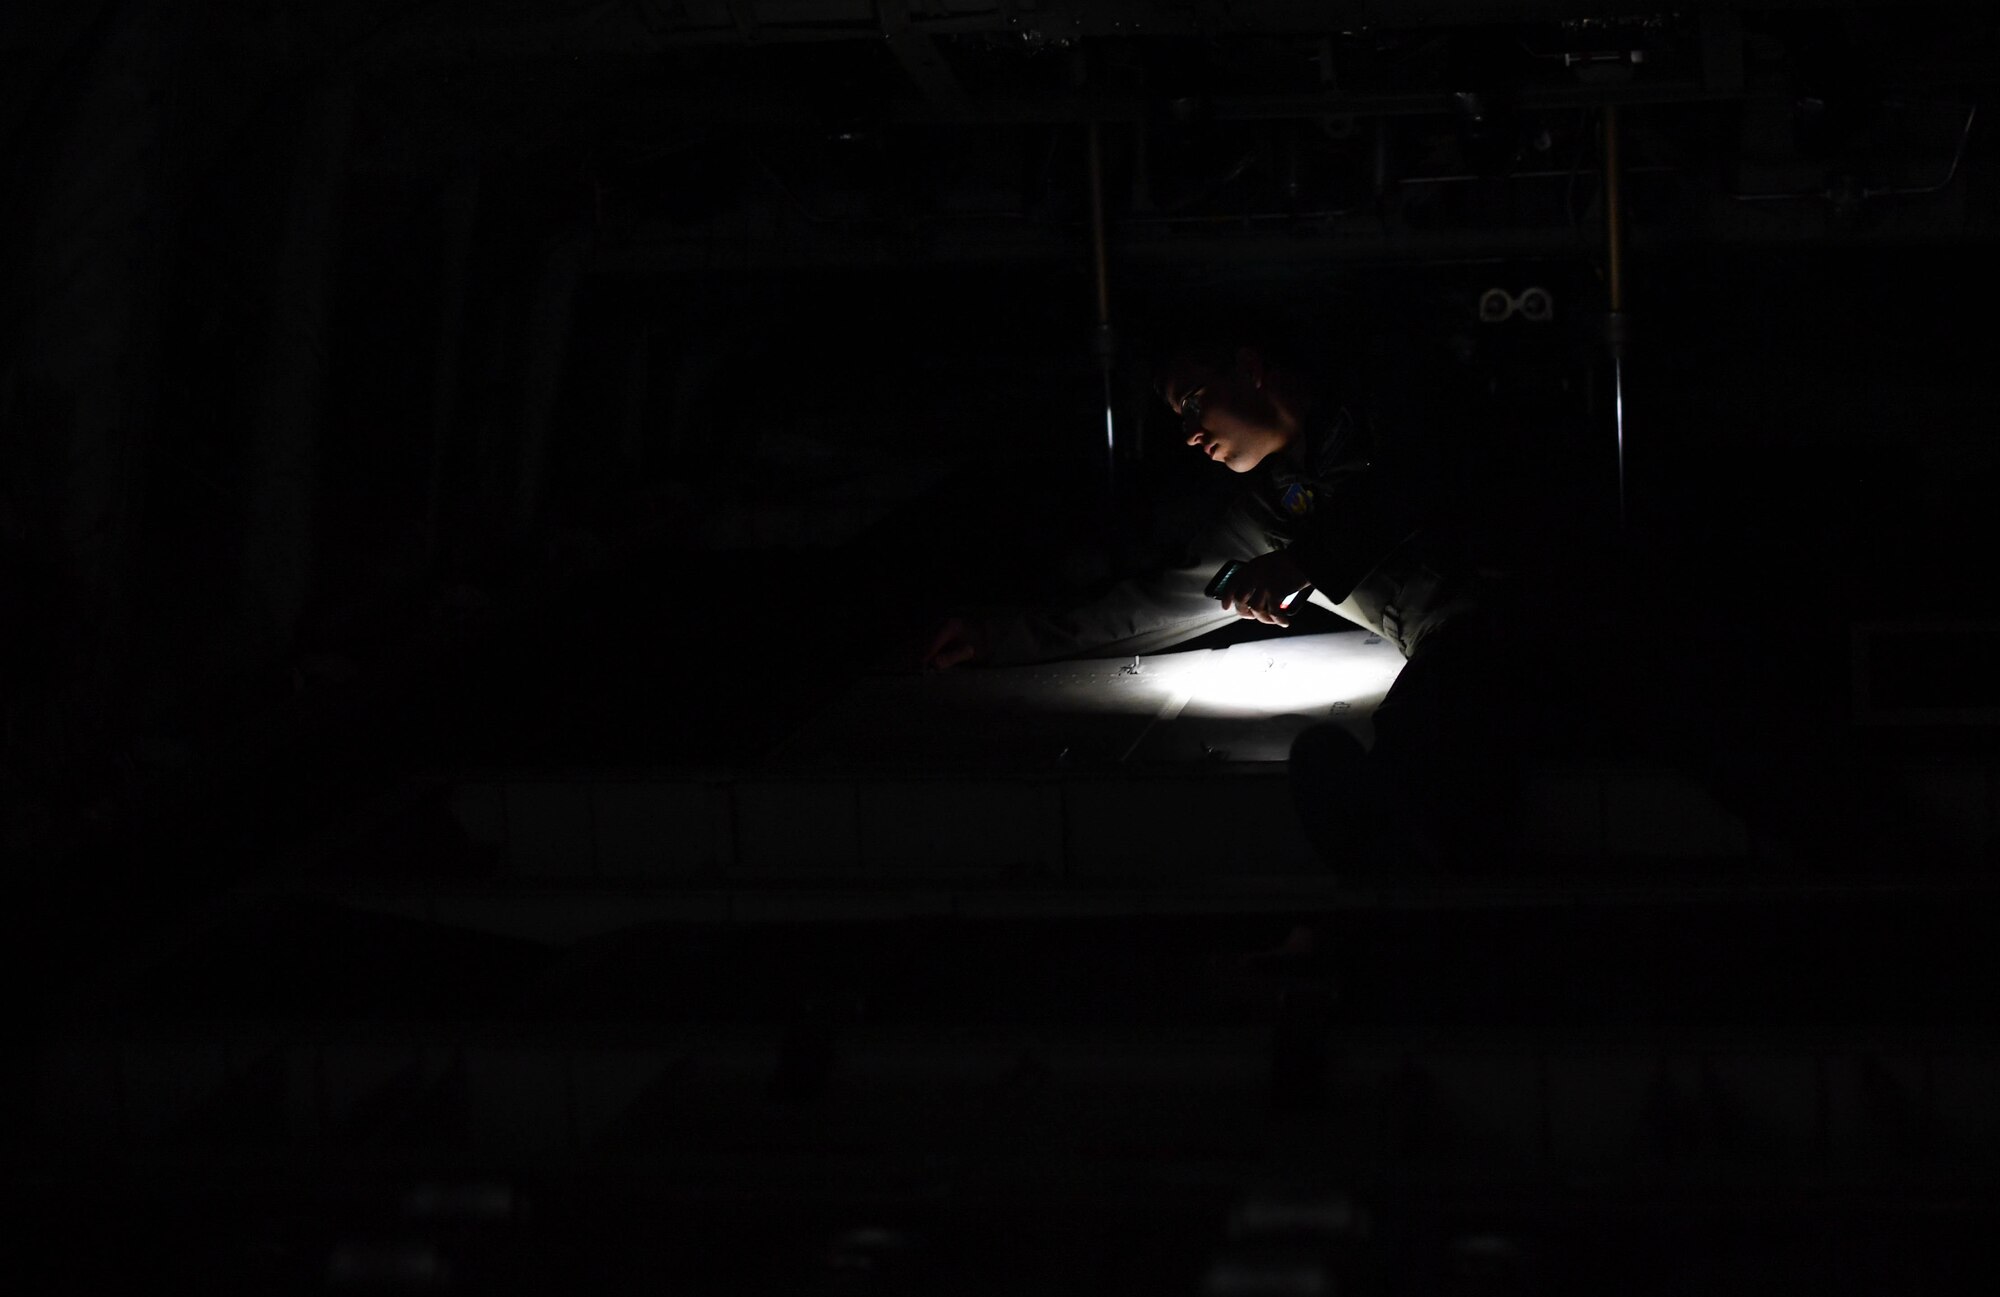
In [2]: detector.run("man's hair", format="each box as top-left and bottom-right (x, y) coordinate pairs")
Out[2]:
(1137, 308), (1319, 403)
(1147, 338), (1229, 402)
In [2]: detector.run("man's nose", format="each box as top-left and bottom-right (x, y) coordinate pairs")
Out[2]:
(1185, 425), (1206, 447)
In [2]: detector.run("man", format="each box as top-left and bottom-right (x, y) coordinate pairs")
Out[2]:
(921, 334), (1925, 879)
(925, 336), (1529, 873)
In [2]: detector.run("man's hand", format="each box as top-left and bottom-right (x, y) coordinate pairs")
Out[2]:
(1219, 550), (1311, 626)
(919, 616), (987, 671)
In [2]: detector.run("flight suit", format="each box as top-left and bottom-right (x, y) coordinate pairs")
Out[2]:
(977, 398), (1525, 871)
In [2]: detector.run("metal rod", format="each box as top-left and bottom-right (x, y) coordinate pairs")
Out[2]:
(1867, 103), (1979, 197)
(1087, 120), (1112, 326)
(1613, 353), (1627, 528)
(1604, 106), (1625, 316)
(1603, 104), (1628, 532)
(1730, 104), (1979, 202)
(1087, 119), (1116, 480)
(1399, 163), (1674, 186)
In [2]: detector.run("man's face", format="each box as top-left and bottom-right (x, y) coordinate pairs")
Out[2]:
(1162, 351), (1292, 473)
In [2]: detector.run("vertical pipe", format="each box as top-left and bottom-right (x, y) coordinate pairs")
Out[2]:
(1088, 121), (1112, 328)
(1128, 121), (1152, 463)
(1087, 120), (1116, 484)
(1602, 104), (1629, 531)
(1604, 105), (1626, 317)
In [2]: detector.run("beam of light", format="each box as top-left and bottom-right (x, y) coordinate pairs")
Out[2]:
(1181, 644), (1400, 720)
(1076, 637), (1404, 722)
(958, 637), (1405, 746)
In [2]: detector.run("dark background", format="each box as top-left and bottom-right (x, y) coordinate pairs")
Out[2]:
(5, 2), (2000, 1292)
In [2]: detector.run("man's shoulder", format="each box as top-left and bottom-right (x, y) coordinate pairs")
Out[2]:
(1292, 403), (1373, 484)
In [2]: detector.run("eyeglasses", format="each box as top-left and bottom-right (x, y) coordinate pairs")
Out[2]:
(1178, 387), (1208, 436)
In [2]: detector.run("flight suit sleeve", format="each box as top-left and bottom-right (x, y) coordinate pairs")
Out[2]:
(977, 505), (1273, 666)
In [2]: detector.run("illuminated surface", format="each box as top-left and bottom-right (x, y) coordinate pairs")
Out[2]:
(1170, 633), (1401, 720)
(774, 630), (1406, 769)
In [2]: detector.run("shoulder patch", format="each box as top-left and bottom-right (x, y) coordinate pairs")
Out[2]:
(1280, 482), (1315, 517)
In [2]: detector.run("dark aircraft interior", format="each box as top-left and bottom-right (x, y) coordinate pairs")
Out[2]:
(7, 2), (2000, 1291)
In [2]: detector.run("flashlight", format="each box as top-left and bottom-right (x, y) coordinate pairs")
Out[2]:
(1205, 560), (1313, 615)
